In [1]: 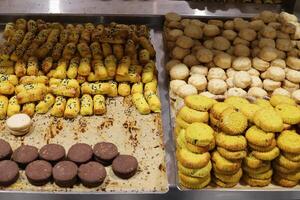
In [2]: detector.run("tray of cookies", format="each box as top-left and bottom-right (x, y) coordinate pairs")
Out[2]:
(0, 18), (168, 193)
(163, 11), (300, 190)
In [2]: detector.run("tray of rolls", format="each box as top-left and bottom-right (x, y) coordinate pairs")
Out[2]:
(0, 18), (168, 193)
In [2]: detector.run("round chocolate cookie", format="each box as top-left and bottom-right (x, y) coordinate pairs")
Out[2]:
(78, 161), (106, 188)
(0, 139), (12, 160)
(25, 160), (52, 186)
(93, 142), (119, 166)
(112, 155), (138, 179)
(0, 160), (19, 186)
(53, 161), (78, 187)
(39, 144), (66, 163)
(67, 143), (92, 164)
(12, 145), (38, 168)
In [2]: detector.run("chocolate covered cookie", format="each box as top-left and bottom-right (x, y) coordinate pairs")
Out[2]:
(0, 160), (19, 186)
(112, 155), (138, 179)
(39, 144), (65, 163)
(67, 143), (93, 164)
(53, 161), (78, 187)
(78, 161), (106, 187)
(25, 160), (52, 186)
(93, 142), (119, 166)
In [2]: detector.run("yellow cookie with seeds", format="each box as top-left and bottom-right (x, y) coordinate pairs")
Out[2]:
(185, 122), (214, 147)
(211, 102), (233, 119)
(243, 161), (271, 174)
(247, 169), (273, 180)
(217, 147), (246, 160)
(178, 161), (212, 178)
(273, 174), (298, 187)
(224, 96), (250, 109)
(283, 152), (300, 162)
(252, 147), (280, 161)
(243, 153), (264, 169)
(179, 172), (211, 189)
(212, 163), (240, 175)
(177, 148), (211, 169)
(277, 130), (300, 154)
(176, 129), (186, 149)
(275, 104), (300, 125)
(273, 161), (298, 174)
(270, 95), (296, 107)
(212, 151), (241, 173)
(184, 95), (216, 111)
(245, 126), (275, 147)
(175, 115), (191, 129)
(178, 106), (209, 124)
(276, 154), (300, 170)
(248, 138), (277, 152)
(239, 103), (261, 122)
(212, 177), (237, 188)
(214, 168), (242, 183)
(277, 171), (300, 182)
(253, 108), (283, 132)
(216, 132), (247, 151)
(220, 108), (248, 135)
(185, 142), (209, 154)
(243, 174), (271, 187)
(255, 98), (273, 109)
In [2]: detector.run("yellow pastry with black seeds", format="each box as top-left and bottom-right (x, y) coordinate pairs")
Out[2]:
(216, 132), (247, 151)
(245, 126), (275, 147)
(253, 108), (283, 132)
(248, 139), (277, 152)
(213, 177), (237, 188)
(185, 122), (214, 147)
(275, 104), (300, 125)
(178, 106), (209, 123)
(184, 95), (216, 111)
(220, 108), (248, 135)
(224, 96), (249, 109)
(270, 95), (296, 107)
(277, 130), (300, 154)
(282, 152), (300, 162)
(211, 102), (233, 119)
(179, 172), (211, 189)
(247, 169), (273, 180)
(243, 174), (271, 187)
(212, 151), (241, 173)
(242, 162), (271, 174)
(276, 154), (300, 170)
(243, 154), (264, 169)
(273, 174), (298, 187)
(175, 115), (191, 129)
(239, 103), (261, 122)
(217, 147), (247, 160)
(255, 98), (273, 109)
(252, 147), (280, 161)
(214, 168), (242, 183)
(177, 148), (211, 169)
(178, 161), (212, 178)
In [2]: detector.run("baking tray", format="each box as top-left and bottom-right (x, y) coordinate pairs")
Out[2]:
(0, 20), (169, 194)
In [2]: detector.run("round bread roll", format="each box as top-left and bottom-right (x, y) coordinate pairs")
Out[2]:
(166, 59), (181, 71)
(286, 56), (300, 70)
(258, 47), (278, 62)
(165, 12), (181, 22)
(176, 35), (194, 49)
(207, 68), (226, 81)
(258, 38), (275, 48)
(226, 77), (234, 88)
(263, 79), (281, 91)
(190, 65), (208, 76)
(271, 59), (286, 68)
(260, 11), (277, 23)
(268, 22), (281, 30)
(222, 30), (237, 41)
(170, 80), (186, 94)
(196, 48), (213, 63)
(276, 39), (292, 52)
(233, 71), (252, 89)
(181, 19), (191, 28)
(167, 29), (183, 41)
(234, 44), (250, 57)
(183, 55), (199, 67)
(169, 63), (189, 80)
(213, 53), (232, 69)
(184, 24), (203, 39)
(226, 88), (247, 97)
(239, 28), (257, 41)
(291, 90), (300, 103)
(176, 84), (197, 98)
(233, 37), (250, 46)
(248, 68), (260, 76)
(232, 57), (251, 71)
(203, 24), (220, 37)
(276, 31), (290, 39)
(190, 19), (205, 27)
(266, 66), (285, 81)
(276, 49), (286, 59)
(167, 21), (182, 29)
(188, 74), (207, 91)
(224, 20), (234, 30)
(172, 46), (190, 60)
(261, 26), (277, 39)
(226, 68), (237, 78)
(251, 76), (263, 88)
(249, 20), (265, 31)
(213, 36), (230, 51)
(203, 40), (214, 49)
(286, 68), (300, 83)
(208, 19), (223, 28)
(272, 88), (290, 97)
(279, 12), (298, 23)
(199, 91), (216, 99)
(234, 18), (249, 31)
(208, 79), (227, 95)
(251, 47), (261, 58)
(248, 87), (268, 98)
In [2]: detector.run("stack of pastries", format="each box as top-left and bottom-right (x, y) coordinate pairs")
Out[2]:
(0, 19), (161, 118)
(175, 94), (300, 189)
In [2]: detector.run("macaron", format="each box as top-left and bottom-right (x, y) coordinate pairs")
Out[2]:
(6, 114), (32, 136)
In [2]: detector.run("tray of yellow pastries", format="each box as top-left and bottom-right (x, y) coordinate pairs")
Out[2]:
(163, 11), (300, 190)
(0, 18), (168, 193)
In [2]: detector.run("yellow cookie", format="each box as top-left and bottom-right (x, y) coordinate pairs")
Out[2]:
(275, 104), (300, 125)
(185, 122), (214, 147)
(174, 125), (182, 138)
(255, 98), (273, 109)
(239, 103), (261, 122)
(248, 138), (277, 152)
(214, 168), (243, 183)
(273, 174), (298, 187)
(211, 102), (233, 119)
(243, 153), (264, 169)
(252, 147), (280, 161)
(277, 130), (300, 154)
(212, 163), (240, 175)
(220, 108), (248, 135)
(276, 171), (300, 182)
(213, 177), (237, 188)
(216, 132), (247, 151)
(184, 95), (216, 111)
(178, 161), (212, 178)
(253, 108), (283, 132)
(178, 106), (209, 123)
(270, 95), (296, 107)
(276, 154), (300, 170)
(212, 151), (241, 173)
(178, 148), (211, 169)
(273, 161), (298, 174)
(224, 96), (250, 109)
(247, 169), (273, 180)
(245, 126), (275, 147)
(243, 161), (271, 174)
(176, 129), (186, 149)
(217, 147), (246, 160)
(209, 113), (219, 128)
(185, 142), (209, 154)
(179, 172), (211, 189)
(175, 115), (191, 129)
(243, 174), (271, 187)
(283, 152), (300, 162)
